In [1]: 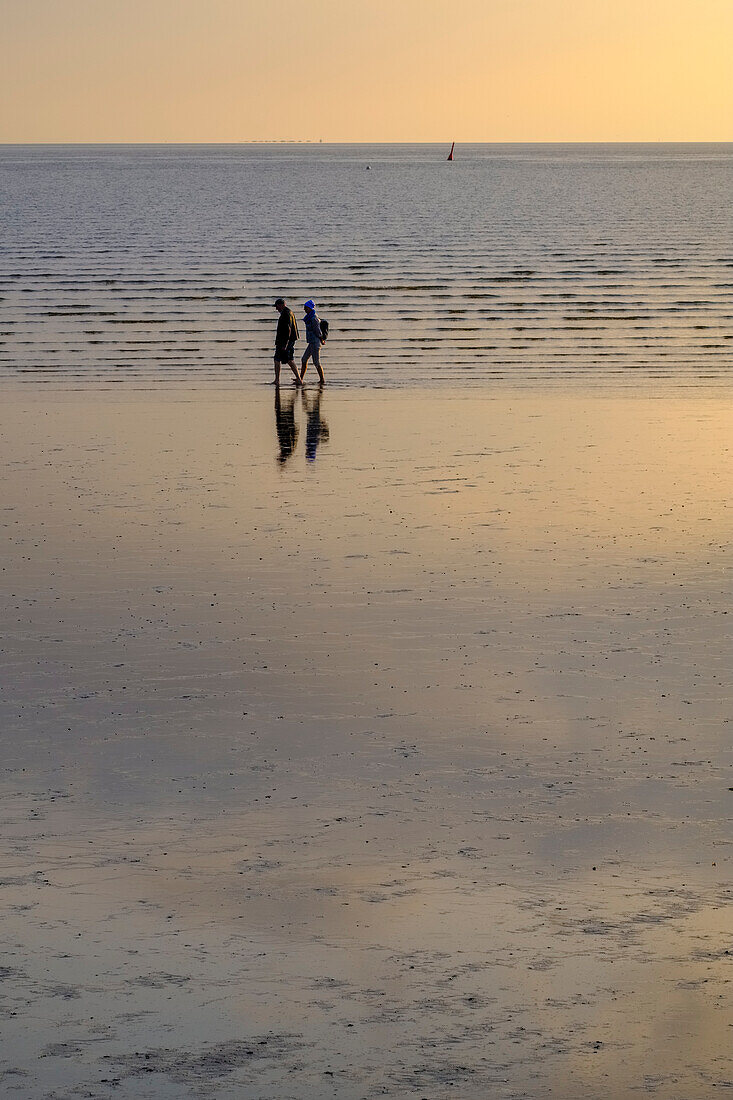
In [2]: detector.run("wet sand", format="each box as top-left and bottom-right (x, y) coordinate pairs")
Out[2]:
(1, 385), (731, 1098)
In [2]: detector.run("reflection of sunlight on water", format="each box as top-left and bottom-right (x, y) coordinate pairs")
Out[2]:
(3, 144), (733, 387)
(4, 811), (729, 1099)
(566, 984), (730, 1099)
(1, 386), (731, 1097)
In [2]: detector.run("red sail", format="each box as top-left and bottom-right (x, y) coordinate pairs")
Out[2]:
(447, 141), (455, 161)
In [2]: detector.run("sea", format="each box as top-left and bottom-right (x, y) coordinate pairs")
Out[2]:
(3, 146), (733, 1098)
(1, 142), (732, 387)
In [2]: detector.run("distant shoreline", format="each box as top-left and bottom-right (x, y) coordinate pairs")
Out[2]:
(2, 140), (732, 148)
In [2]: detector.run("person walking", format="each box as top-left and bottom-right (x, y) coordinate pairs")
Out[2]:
(273, 298), (300, 384)
(300, 300), (325, 383)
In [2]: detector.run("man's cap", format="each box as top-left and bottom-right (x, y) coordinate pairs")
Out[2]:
(274, 297), (285, 307)
(304, 299), (315, 311)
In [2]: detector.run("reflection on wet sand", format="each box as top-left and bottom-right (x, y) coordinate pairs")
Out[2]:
(1, 386), (730, 1099)
(274, 384), (330, 465)
(303, 385), (329, 463)
(274, 386), (299, 464)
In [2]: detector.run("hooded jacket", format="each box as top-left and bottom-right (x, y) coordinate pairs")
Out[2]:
(303, 309), (324, 345)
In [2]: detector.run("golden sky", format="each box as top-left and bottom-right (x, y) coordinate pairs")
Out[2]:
(2, 0), (732, 142)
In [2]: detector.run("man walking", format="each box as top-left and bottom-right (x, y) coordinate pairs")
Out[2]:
(300, 299), (325, 383)
(273, 298), (300, 384)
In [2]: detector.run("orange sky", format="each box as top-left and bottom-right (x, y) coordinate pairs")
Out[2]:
(2, 0), (731, 142)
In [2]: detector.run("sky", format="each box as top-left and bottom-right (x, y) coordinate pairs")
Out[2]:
(1, 0), (731, 143)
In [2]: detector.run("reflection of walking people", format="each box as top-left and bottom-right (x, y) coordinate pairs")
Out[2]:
(273, 298), (301, 384)
(302, 384), (330, 462)
(274, 387), (299, 464)
(300, 300), (325, 383)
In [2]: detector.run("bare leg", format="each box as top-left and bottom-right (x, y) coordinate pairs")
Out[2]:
(273, 356), (281, 384)
(288, 359), (301, 384)
(313, 344), (325, 383)
(300, 345), (311, 381)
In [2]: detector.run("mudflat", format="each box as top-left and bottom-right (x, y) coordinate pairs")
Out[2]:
(1, 385), (730, 1099)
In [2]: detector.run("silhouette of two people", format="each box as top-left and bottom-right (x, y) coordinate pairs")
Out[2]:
(275, 385), (329, 465)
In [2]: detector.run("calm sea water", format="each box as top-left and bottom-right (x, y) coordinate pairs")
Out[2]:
(1, 143), (731, 386)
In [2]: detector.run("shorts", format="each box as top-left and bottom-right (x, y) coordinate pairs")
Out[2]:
(302, 340), (321, 368)
(275, 341), (295, 364)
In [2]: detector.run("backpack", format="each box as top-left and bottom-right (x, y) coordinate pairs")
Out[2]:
(320, 318), (329, 342)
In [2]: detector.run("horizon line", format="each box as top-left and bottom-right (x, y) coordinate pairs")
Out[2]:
(1, 139), (732, 147)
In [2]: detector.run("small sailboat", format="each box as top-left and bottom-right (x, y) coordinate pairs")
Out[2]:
(447, 141), (455, 161)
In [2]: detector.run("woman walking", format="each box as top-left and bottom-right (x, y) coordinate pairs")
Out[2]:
(300, 300), (325, 383)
